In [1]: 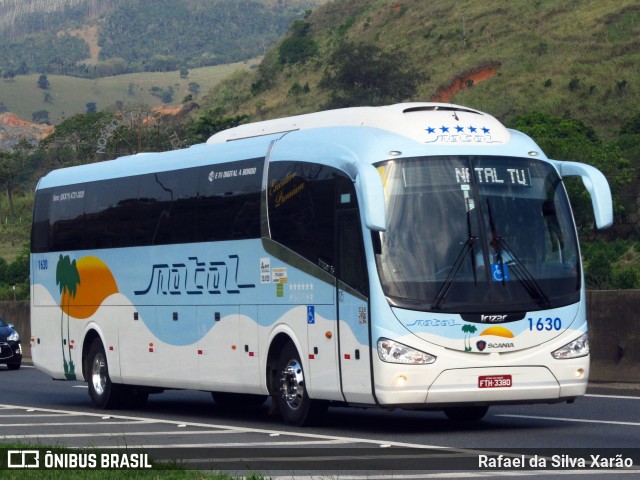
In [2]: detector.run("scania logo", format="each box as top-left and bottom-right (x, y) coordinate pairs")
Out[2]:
(476, 340), (487, 352)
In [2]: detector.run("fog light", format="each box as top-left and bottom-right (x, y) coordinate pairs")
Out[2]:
(395, 375), (407, 387)
(575, 368), (585, 379)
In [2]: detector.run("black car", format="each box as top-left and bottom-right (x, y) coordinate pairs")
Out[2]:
(0, 318), (21, 370)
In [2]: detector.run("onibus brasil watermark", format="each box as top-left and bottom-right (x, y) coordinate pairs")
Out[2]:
(7, 449), (152, 470)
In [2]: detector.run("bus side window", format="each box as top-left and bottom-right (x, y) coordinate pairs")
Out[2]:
(337, 210), (368, 296)
(196, 158), (263, 242)
(84, 177), (139, 249)
(49, 185), (86, 252)
(268, 161), (361, 278)
(150, 169), (198, 246)
(31, 191), (51, 253)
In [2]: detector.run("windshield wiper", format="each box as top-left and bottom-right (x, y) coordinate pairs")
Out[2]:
(432, 198), (478, 310)
(431, 236), (477, 310)
(486, 199), (551, 309)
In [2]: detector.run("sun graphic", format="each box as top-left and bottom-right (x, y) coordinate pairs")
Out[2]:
(59, 256), (119, 319)
(479, 326), (515, 338)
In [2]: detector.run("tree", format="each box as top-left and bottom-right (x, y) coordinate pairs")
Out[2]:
(513, 113), (631, 230)
(86, 102), (97, 113)
(41, 111), (115, 166)
(321, 40), (420, 108)
(32, 110), (51, 124)
(180, 67), (189, 78)
(0, 139), (33, 236)
(188, 82), (200, 96)
(278, 20), (317, 65)
(37, 73), (50, 90)
(187, 109), (249, 144)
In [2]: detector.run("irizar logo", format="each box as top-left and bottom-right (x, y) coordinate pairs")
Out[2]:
(481, 314), (507, 322)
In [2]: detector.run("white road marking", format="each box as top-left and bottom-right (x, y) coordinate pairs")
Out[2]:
(0, 403), (449, 449)
(0, 420), (152, 427)
(585, 393), (640, 400)
(0, 413), (80, 417)
(495, 414), (640, 426)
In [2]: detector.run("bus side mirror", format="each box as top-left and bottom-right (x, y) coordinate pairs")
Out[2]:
(554, 160), (613, 229)
(355, 164), (386, 231)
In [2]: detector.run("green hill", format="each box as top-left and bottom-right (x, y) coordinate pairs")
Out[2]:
(0, 60), (258, 125)
(203, 0), (640, 139)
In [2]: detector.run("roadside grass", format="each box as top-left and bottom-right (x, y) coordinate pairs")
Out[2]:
(0, 241), (25, 262)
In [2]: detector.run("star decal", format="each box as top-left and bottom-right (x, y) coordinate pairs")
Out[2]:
(440, 126), (449, 133)
(468, 126), (477, 133)
(426, 126), (436, 134)
(455, 125), (465, 133)
(482, 127), (491, 134)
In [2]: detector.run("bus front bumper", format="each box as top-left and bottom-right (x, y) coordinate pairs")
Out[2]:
(374, 365), (588, 407)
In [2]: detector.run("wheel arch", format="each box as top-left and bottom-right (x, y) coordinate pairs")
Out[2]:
(81, 328), (102, 382)
(266, 330), (300, 395)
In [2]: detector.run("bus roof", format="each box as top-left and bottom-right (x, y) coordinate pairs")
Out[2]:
(37, 103), (534, 190)
(206, 102), (512, 145)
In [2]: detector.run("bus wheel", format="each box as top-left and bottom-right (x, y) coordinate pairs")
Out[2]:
(443, 406), (489, 422)
(275, 342), (327, 426)
(87, 338), (123, 409)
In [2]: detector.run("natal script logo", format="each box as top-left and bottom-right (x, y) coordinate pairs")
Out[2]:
(134, 254), (255, 296)
(424, 124), (499, 144)
(407, 319), (460, 328)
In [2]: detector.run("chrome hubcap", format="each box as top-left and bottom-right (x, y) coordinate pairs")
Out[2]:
(280, 359), (304, 410)
(91, 352), (107, 396)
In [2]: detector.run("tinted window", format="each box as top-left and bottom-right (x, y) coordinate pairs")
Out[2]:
(32, 158), (264, 253)
(268, 161), (355, 276)
(48, 185), (86, 252)
(31, 191), (51, 253)
(84, 176), (139, 248)
(137, 170), (202, 246)
(196, 158), (263, 242)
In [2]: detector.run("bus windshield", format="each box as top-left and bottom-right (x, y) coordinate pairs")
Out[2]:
(374, 156), (580, 313)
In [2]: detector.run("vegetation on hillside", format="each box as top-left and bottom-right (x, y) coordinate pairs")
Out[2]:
(0, 0), (322, 78)
(0, 61), (257, 131)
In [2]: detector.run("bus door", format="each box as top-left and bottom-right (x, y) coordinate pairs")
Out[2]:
(336, 209), (374, 404)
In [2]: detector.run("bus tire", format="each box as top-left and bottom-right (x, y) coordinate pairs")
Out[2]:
(443, 405), (489, 422)
(275, 342), (327, 426)
(86, 338), (123, 409)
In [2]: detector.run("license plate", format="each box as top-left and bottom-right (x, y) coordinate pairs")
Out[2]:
(478, 375), (512, 388)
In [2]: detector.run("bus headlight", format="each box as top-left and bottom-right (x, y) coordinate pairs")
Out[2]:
(377, 338), (436, 365)
(552, 333), (589, 359)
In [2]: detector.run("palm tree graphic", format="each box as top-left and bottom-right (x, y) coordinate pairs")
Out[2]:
(56, 254), (80, 380)
(462, 324), (478, 352)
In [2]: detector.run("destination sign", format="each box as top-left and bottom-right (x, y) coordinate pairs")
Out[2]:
(455, 166), (531, 187)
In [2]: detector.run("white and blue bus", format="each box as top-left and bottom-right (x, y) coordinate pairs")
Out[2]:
(30, 103), (612, 425)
